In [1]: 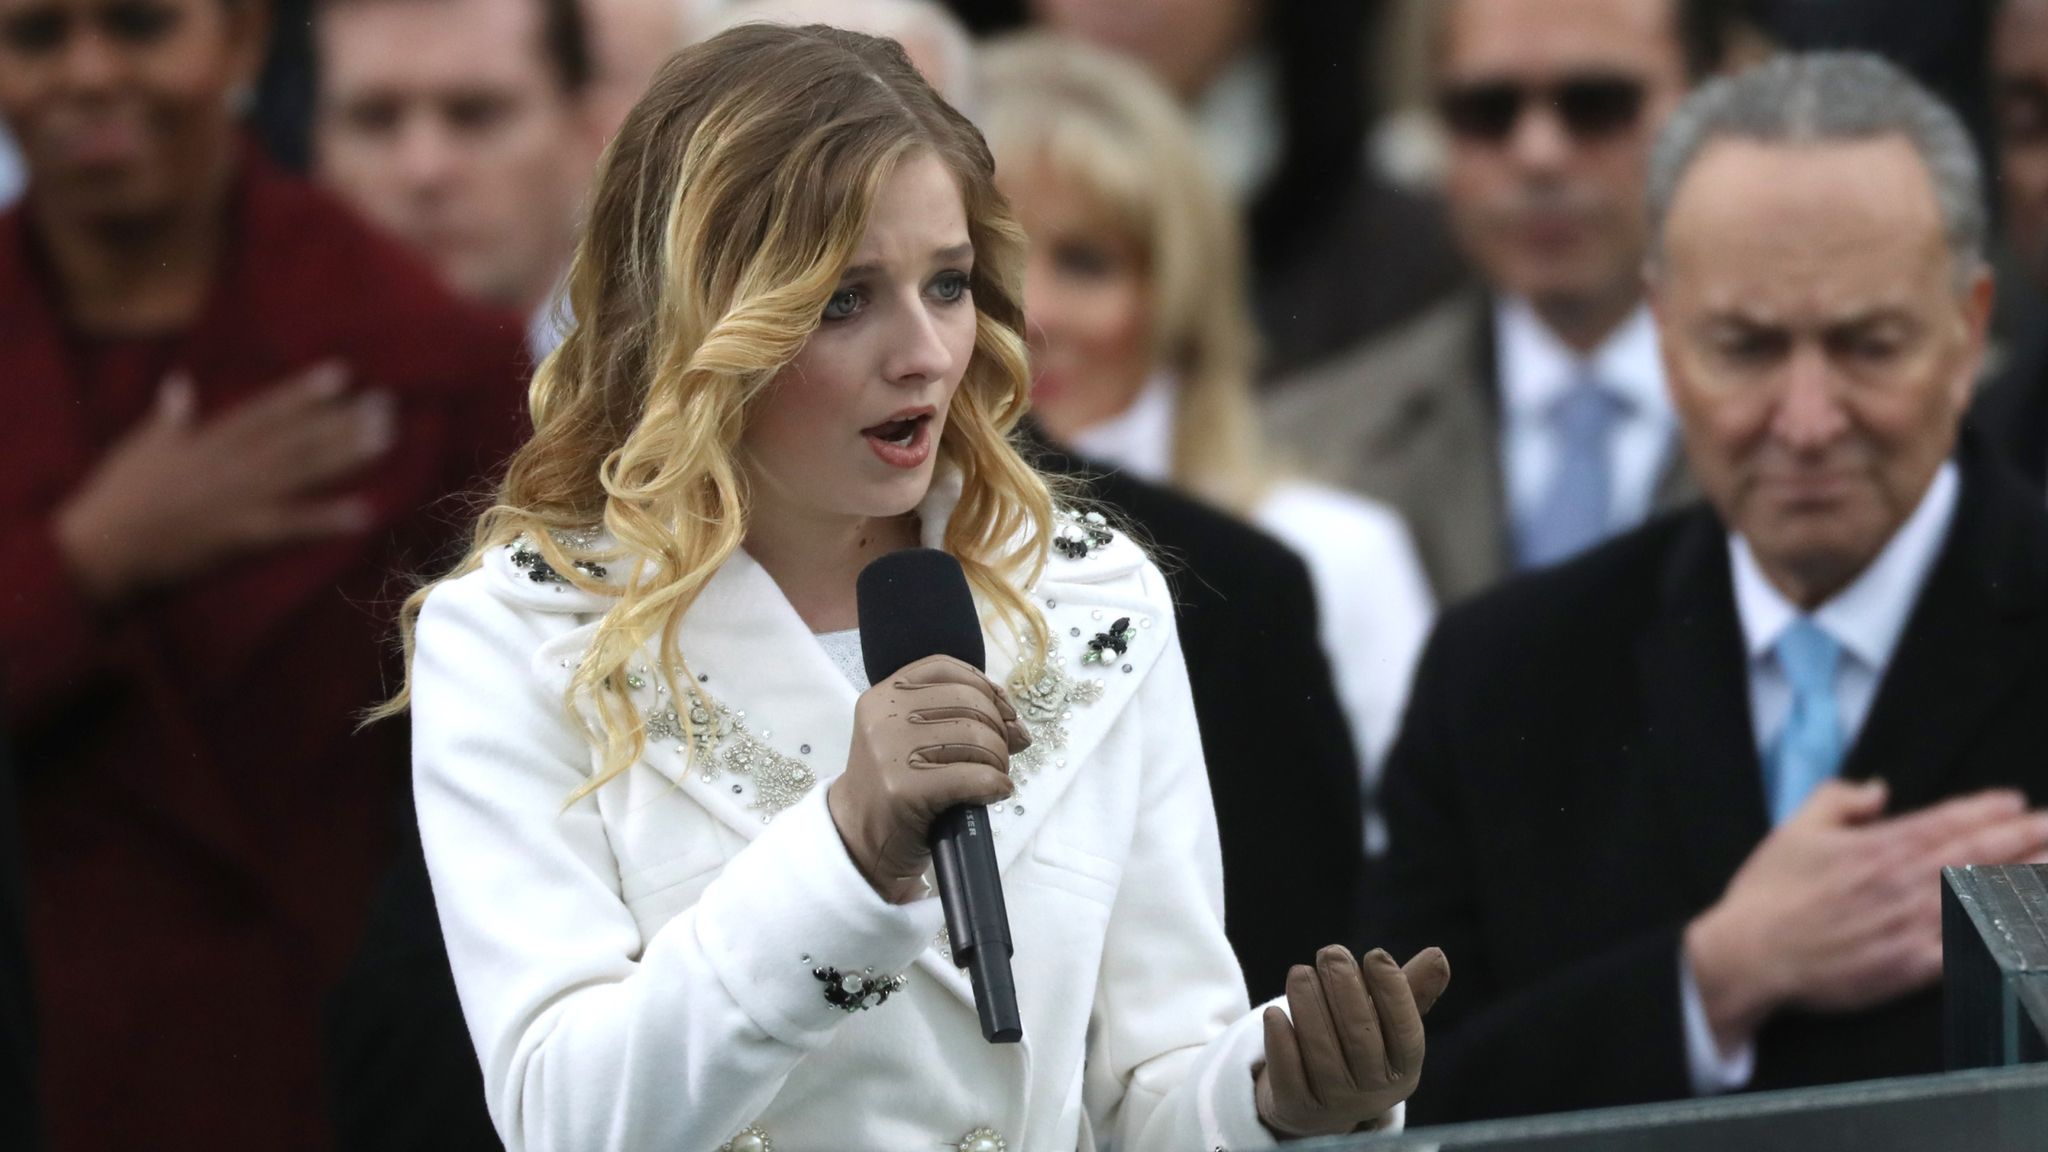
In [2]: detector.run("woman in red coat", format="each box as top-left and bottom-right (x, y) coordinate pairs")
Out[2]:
(0, 0), (529, 1143)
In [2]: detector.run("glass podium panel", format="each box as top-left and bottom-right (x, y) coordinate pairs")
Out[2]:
(1282, 866), (2048, 1151)
(1290, 1063), (2048, 1151)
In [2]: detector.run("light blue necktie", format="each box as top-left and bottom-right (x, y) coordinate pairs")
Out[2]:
(1767, 619), (1845, 824)
(1516, 376), (1626, 570)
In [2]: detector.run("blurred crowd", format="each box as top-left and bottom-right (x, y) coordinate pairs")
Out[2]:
(7, 0), (2048, 1147)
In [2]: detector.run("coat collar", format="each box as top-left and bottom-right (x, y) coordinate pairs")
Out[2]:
(495, 473), (1174, 1008)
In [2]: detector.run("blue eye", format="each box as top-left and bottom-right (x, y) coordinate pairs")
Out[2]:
(823, 288), (863, 321)
(930, 272), (970, 304)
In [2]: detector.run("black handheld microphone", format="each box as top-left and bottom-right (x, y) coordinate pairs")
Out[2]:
(856, 548), (1022, 1044)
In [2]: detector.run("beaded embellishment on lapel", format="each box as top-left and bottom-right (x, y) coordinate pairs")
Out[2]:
(509, 527), (608, 586)
(643, 691), (817, 821)
(1081, 617), (1135, 665)
(1051, 508), (1114, 559)
(1007, 640), (1104, 781)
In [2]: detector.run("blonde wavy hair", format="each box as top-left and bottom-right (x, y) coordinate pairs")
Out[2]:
(978, 32), (1272, 516)
(380, 22), (1055, 798)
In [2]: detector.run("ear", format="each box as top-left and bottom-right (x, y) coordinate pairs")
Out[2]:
(1953, 262), (1997, 412)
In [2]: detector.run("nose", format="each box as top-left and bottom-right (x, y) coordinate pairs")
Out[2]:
(1771, 345), (1850, 451)
(883, 293), (958, 387)
(393, 114), (457, 196)
(1507, 102), (1574, 173)
(55, 25), (121, 94)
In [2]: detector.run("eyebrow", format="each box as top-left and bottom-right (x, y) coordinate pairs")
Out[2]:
(838, 243), (975, 281)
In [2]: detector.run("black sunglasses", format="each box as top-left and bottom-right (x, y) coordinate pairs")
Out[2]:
(1437, 74), (1649, 144)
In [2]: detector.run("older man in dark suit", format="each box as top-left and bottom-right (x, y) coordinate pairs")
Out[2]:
(1371, 53), (2048, 1124)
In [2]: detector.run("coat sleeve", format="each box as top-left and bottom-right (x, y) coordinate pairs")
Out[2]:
(410, 575), (943, 1152)
(1368, 621), (1692, 1122)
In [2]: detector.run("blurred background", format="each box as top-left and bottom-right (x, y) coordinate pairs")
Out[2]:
(9, 0), (2048, 1149)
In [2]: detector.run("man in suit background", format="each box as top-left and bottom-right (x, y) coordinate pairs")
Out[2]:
(1370, 53), (2048, 1123)
(313, 0), (608, 362)
(1265, 0), (1724, 604)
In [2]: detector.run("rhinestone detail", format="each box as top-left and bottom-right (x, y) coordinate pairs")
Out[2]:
(508, 529), (608, 585)
(641, 692), (816, 818)
(1007, 641), (1103, 782)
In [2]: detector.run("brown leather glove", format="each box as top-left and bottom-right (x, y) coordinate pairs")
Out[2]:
(826, 654), (1031, 904)
(1255, 945), (1452, 1137)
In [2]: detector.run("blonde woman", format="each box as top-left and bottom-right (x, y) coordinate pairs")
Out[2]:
(979, 33), (1439, 842)
(393, 23), (1445, 1152)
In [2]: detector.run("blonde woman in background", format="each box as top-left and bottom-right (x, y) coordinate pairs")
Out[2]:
(392, 24), (1447, 1151)
(980, 33), (1438, 849)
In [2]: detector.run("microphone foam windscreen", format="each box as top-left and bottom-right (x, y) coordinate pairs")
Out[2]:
(856, 548), (986, 685)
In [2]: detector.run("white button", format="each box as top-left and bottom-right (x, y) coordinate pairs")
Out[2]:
(959, 1127), (1006, 1152)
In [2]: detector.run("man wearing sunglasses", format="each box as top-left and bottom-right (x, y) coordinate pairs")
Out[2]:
(1269, 0), (1749, 606)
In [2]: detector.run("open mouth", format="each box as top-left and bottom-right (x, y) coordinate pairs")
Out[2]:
(861, 411), (935, 469)
(863, 414), (928, 445)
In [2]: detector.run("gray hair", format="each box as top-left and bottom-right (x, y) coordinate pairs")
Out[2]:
(1646, 51), (1988, 286)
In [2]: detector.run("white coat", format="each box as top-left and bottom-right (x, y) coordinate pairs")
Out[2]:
(410, 477), (1388, 1151)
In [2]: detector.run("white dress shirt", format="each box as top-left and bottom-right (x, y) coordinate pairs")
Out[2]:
(1069, 376), (1438, 852)
(1678, 460), (1962, 1095)
(1495, 298), (1678, 537)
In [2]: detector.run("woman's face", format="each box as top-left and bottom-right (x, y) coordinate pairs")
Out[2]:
(1005, 164), (1153, 444)
(0, 0), (262, 220)
(741, 150), (981, 533)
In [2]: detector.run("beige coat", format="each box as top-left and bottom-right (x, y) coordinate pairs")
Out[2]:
(1266, 293), (1697, 605)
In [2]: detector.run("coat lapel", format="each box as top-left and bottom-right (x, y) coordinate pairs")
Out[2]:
(911, 514), (1166, 1005)
(1636, 512), (1771, 904)
(1839, 450), (2048, 810)
(1390, 298), (1512, 601)
(515, 481), (1171, 1015)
